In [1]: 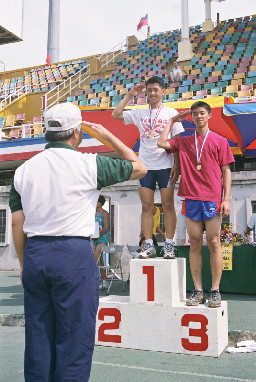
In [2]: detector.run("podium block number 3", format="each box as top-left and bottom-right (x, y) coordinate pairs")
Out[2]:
(143, 266), (155, 301)
(181, 314), (208, 351)
(98, 308), (121, 343)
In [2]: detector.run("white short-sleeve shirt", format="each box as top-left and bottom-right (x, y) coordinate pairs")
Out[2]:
(123, 106), (184, 170)
(248, 213), (256, 230)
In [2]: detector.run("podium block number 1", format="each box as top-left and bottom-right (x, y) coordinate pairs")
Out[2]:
(181, 314), (208, 351)
(143, 266), (155, 301)
(98, 308), (121, 343)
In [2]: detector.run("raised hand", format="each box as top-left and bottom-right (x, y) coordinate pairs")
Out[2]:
(82, 121), (111, 141)
(128, 83), (146, 98)
(172, 109), (191, 123)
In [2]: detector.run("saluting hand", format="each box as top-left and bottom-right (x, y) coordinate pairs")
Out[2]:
(172, 109), (191, 123)
(83, 121), (110, 141)
(128, 83), (145, 98)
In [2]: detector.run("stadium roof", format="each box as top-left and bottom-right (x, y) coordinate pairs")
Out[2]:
(0, 24), (22, 45)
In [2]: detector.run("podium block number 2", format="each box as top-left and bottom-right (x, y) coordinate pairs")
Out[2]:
(181, 314), (208, 351)
(143, 266), (155, 301)
(98, 308), (121, 343)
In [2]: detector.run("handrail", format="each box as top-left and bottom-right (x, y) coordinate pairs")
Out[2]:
(99, 38), (127, 69)
(42, 63), (90, 110)
(0, 84), (32, 109)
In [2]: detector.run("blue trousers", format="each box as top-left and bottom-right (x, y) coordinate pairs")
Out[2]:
(23, 236), (99, 382)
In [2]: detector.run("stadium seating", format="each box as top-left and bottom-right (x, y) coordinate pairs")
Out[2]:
(1, 14), (256, 140)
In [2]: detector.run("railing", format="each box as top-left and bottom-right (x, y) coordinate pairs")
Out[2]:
(98, 38), (127, 69)
(42, 39), (128, 111)
(0, 84), (32, 110)
(41, 63), (91, 110)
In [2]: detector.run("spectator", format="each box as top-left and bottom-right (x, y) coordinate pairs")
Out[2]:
(92, 195), (110, 289)
(245, 212), (256, 237)
(169, 61), (188, 83)
(9, 102), (146, 382)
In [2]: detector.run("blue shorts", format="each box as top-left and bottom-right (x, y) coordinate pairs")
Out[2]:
(182, 199), (221, 221)
(139, 168), (173, 190)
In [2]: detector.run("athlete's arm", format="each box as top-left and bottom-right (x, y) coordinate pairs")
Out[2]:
(112, 83), (145, 120)
(99, 211), (109, 236)
(221, 164), (232, 218)
(158, 110), (190, 150)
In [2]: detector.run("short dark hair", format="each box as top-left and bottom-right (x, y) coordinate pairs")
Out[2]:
(145, 76), (165, 89)
(191, 101), (211, 114)
(45, 128), (74, 142)
(98, 195), (106, 205)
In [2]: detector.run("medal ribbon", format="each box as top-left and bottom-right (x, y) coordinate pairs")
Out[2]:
(149, 103), (163, 131)
(195, 129), (210, 164)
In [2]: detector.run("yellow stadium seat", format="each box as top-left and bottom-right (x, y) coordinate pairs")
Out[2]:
(88, 93), (97, 99)
(99, 102), (109, 108)
(98, 92), (107, 98)
(83, 84), (91, 91)
(226, 85), (239, 95)
(206, 62), (216, 68)
(237, 90), (251, 98)
(101, 96), (110, 103)
(231, 79), (243, 86)
(249, 65), (256, 72)
(220, 56), (230, 62)
(115, 85), (123, 91)
(119, 88), (128, 96)
(212, 70), (222, 77)
(5, 115), (15, 127)
(234, 73), (245, 80)
(182, 91), (193, 99)
(165, 88), (175, 95)
(191, 69), (200, 75)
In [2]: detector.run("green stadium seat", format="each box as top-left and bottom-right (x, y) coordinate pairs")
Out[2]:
(211, 87), (223, 95)
(79, 100), (89, 106)
(205, 83), (216, 90)
(168, 94), (179, 101)
(190, 85), (202, 92)
(245, 77), (256, 85)
(223, 68), (234, 75)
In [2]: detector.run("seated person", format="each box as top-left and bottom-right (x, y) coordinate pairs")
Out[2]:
(169, 61), (188, 83)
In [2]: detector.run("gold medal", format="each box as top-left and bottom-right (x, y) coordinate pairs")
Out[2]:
(150, 131), (155, 137)
(196, 164), (201, 171)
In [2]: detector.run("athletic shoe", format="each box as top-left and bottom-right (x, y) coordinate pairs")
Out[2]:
(208, 290), (221, 308)
(163, 242), (176, 259)
(138, 243), (156, 259)
(99, 279), (110, 290)
(186, 290), (206, 306)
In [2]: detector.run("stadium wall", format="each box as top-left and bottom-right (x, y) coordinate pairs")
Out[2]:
(0, 92), (44, 121)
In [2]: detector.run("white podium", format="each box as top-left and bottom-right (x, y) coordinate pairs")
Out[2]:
(95, 259), (228, 357)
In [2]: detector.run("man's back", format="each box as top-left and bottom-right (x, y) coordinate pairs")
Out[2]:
(14, 145), (98, 237)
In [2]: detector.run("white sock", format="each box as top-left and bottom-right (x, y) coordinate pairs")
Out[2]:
(145, 239), (153, 245)
(166, 238), (173, 245)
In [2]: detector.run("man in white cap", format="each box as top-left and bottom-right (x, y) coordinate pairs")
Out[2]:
(9, 102), (146, 382)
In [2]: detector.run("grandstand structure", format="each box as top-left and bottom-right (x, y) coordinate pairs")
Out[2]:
(0, 13), (255, 270)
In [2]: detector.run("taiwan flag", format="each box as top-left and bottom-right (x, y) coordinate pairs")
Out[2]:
(137, 14), (148, 31)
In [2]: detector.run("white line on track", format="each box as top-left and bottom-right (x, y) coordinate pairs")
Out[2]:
(92, 361), (256, 382)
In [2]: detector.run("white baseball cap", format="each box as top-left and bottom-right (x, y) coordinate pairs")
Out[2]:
(44, 102), (82, 132)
